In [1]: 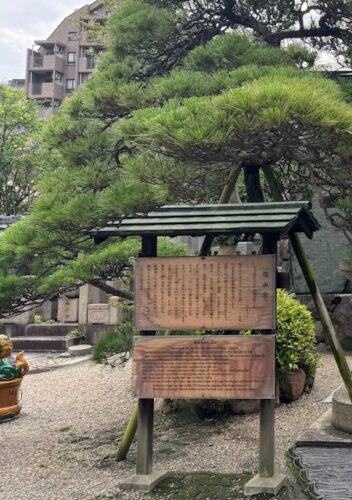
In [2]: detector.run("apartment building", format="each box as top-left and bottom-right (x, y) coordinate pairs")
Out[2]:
(8, 79), (26, 91)
(25, 1), (110, 110)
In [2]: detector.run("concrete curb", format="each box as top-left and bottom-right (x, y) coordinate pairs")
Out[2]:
(28, 355), (92, 375)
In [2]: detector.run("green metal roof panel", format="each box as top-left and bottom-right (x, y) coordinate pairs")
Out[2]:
(93, 201), (320, 240)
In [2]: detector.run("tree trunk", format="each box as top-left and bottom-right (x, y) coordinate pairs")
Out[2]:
(243, 163), (264, 202)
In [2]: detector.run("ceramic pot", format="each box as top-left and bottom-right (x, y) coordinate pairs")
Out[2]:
(279, 369), (306, 403)
(0, 378), (22, 421)
(332, 385), (352, 434)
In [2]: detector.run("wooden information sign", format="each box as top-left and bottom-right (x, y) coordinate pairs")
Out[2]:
(134, 335), (275, 400)
(134, 255), (276, 330)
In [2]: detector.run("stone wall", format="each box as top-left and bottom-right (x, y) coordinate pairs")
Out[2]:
(292, 198), (351, 294)
(297, 293), (352, 351)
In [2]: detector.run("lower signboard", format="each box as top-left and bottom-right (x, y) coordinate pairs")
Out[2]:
(134, 335), (275, 400)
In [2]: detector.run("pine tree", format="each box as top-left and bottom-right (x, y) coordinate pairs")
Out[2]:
(0, 1), (351, 314)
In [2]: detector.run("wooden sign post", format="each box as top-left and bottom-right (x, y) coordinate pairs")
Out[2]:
(121, 233), (286, 495)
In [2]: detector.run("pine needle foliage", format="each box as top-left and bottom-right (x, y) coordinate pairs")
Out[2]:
(0, 0), (351, 314)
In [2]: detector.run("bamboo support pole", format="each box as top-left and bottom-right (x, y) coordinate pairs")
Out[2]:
(262, 166), (352, 402)
(116, 403), (138, 461)
(115, 163), (242, 461)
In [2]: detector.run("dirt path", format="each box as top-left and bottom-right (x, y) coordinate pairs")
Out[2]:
(1, 353), (348, 499)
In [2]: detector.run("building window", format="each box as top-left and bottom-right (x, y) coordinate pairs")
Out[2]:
(55, 72), (63, 82)
(66, 79), (76, 91)
(80, 18), (93, 30)
(68, 31), (77, 41)
(67, 52), (76, 65)
(79, 73), (91, 85)
(55, 45), (64, 55)
(86, 56), (96, 70)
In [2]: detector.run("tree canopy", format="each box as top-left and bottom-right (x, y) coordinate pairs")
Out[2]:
(0, 85), (41, 215)
(0, 0), (351, 315)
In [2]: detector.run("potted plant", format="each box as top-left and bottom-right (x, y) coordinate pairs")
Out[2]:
(275, 289), (319, 402)
(235, 289), (319, 409)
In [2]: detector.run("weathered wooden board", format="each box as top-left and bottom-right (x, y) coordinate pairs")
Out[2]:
(134, 255), (276, 330)
(134, 335), (275, 399)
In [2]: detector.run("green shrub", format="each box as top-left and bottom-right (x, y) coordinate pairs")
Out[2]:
(242, 289), (319, 377)
(92, 324), (135, 364)
(276, 289), (319, 377)
(93, 304), (135, 364)
(67, 327), (85, 339)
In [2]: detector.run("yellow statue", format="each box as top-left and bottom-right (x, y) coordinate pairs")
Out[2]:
(0, 335), (29, 421)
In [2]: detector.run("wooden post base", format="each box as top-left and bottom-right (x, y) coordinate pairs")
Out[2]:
(244, 472), (286, 496)
(120, 471), (168, 492)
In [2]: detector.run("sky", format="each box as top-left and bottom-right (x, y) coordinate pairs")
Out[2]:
(0, 1), (86, 82)
(0, 1), (342, 83)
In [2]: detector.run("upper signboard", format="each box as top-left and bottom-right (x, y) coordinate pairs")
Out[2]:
(134, 255), (276, 330)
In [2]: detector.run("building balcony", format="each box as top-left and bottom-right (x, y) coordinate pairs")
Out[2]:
(29, 53), (65, 73)
(79, 56), (96, 71)
(28, 82), (65, 100)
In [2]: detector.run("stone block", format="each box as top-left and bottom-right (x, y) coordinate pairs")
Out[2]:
(108, 302), (119, 324)
(88, 304), (110, 324)
(86, 324), (111, 345)
(68, 344), (93, 357)
(315, 321), (325, 343)
(88, 303), (120, 325)
(41, 300), (58, 322)
(0, 324), (25, 337)
(57, 297), (79, 323)
(78, 284), (105, 325)
(244, 473), (286, 496)
(0, 309), (36, 325)
(330, 294), (352, 350)
(25, 323), (77, 337)
(297, 293), (352, 349)
(120, 471), (168, 492)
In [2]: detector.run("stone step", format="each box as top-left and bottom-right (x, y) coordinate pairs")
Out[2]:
(24, 324), (79, 337)
(0, 323), (80, 338)
(11, 336), (69, 352)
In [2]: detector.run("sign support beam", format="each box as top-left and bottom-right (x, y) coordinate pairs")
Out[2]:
(244, 233), (286, 496)
(137, 235), (157, 475)
(121, 235), (168, 492)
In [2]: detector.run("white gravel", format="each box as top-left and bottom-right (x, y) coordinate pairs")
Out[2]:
(1, 352), (350, 499)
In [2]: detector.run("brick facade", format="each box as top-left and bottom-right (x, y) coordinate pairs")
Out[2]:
(25, 1), (109, 110)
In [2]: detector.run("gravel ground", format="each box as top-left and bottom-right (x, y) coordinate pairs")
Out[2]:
(1, 352), (350, 500)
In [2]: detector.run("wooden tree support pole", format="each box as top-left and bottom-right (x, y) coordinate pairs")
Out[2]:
(200, 163), (241, 256)
(116, 402), (138, 461)
(262, 166), (352, 401)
